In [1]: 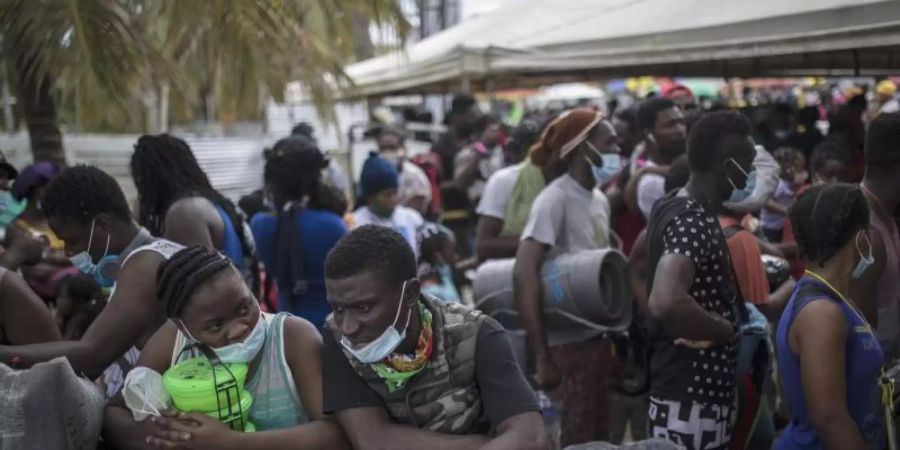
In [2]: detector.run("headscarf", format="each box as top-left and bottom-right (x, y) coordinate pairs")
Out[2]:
(12, 161), (60, 201)
(529, 108), (602, 166)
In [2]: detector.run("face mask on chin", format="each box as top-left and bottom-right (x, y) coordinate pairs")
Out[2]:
(69, 218), (118, 288)
(341, 281), (413, 364)
(179, 313), (267, 363)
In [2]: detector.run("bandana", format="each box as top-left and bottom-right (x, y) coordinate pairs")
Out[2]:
(548, 108), (603, 158)
(371, 302), (434, 393)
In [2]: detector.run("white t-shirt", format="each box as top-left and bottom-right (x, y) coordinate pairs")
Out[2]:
(522, 174), (610, 258)
(636, 161), (666, 219)
(476, 163), (524, 220)
(353, 205), (424, 257)
(399, 161), (433, 207)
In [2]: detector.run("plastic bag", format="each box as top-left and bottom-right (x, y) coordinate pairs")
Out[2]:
(123, 367), (171, 421)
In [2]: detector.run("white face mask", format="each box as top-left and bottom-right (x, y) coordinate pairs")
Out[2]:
(341, 281), (412, 364)
(179, 314), (267, 363)
(851, 230), (875, 280)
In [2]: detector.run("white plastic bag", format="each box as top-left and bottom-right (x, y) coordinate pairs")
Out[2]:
(122, 367), (171, 421)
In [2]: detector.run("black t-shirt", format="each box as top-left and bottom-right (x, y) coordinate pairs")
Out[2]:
(648, 197), (738, 405)
(322, 317), (539, 428)
(432, 133), (462, 180)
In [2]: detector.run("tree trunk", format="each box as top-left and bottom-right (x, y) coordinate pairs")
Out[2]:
(15, 62), (65, 165)
(159, 81), (170, 133)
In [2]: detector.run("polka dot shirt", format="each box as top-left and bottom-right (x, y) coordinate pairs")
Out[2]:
(652, 198), (738, 405)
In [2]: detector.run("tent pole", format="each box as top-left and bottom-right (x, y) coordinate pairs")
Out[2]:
(461, 75), (471, 94)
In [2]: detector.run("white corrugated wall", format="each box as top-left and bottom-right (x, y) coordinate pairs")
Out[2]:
(0, 133), (265, 212)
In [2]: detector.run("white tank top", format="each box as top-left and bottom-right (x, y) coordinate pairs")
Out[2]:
(103, 239), (184, 398)
(169, 312), (308, 430)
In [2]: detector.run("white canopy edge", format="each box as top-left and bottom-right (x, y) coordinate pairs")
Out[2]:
(341, 0), (900, 97)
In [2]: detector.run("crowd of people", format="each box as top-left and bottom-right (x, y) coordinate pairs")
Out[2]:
(0, 81), (897, 450)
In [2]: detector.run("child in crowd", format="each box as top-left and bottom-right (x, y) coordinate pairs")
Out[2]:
(809, 139), (851, 185)
(417, 223), (461, 303)
(55, 273), (105, 340)
(761, 147), (807, 242)
(353, 152), (424, 255)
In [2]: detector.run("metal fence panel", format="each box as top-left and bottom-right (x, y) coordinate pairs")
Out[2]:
(0, 133), (265, 213)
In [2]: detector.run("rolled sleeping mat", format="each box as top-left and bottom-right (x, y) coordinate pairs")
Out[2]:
(473, 248), (632, 346)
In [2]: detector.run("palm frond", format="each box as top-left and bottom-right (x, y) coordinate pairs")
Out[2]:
(1, 0), (149, 112)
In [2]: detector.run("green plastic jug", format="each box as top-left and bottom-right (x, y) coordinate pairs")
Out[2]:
(163, 357), (254, 431)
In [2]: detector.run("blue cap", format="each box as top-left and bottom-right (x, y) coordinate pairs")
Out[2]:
(359, 152), (398, 198)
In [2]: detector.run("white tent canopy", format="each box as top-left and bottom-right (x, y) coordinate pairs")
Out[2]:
(342, 0), (583, 96)
(343, 0), (900, 97)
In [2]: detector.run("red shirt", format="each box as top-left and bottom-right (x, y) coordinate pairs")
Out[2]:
(719, 216), (769, 305)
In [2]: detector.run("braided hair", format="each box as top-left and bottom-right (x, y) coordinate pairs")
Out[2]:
(265, 137), (343, 303)
(789, 183), (869, 266)
(265, 136), (343, 214)
(157, 245), (234, 318)
(131, 134), (252, 260)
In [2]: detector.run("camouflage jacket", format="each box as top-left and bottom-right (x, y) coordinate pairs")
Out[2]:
(326, 294), (487, 434)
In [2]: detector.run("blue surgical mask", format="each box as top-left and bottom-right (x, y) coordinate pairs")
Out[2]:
(584, 141), (621, 184)
(341, 281), (412, 364)
(69, 218), (115, 287)
(852, 231), (875, 279)
(726, 158), (757, 204)
(180, 313), (267, 363)
(93, 255), (119, 288)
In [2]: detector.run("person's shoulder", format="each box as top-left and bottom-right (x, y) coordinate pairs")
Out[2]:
(483, 164), (520, 193)
(167, 196), (217, 219)
(352, 207), (373, 224)
(538, 175), (570, 197)
(281, 313), (323, 348)
(455, 146), (475, 162)
(660, 202), (712, 234)
(403, 160), (428, 177)
(793, 293), (846, 327)
(395, 206), (424, 225)
(530, 179), (567, 213)
(477, 315), (505, 336)
(637, 171), (665, 189)
(123, 239), (183, 268)
(494, 163), (523, 180)
(250, 211), (276, 228)
(303, 208), (346, 225)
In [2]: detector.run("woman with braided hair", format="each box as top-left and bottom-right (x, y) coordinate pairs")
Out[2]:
(103, 245), (349, 449)
(250, 136), (347, 329)
(776, 184), (886, 450)
(131, 134), (253, 272)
